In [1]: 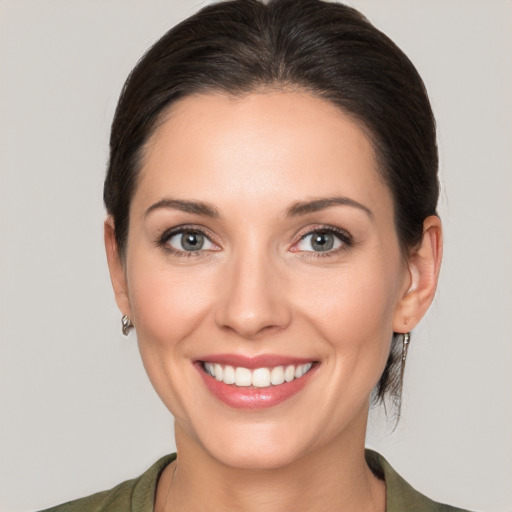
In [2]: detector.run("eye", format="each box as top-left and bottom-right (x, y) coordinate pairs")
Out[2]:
(165, 229), (217, 252)
(295, 229), (349, 253)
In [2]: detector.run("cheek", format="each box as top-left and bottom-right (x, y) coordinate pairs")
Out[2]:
(124, 256), (220, 420)
(126, 257), (216, 348)
(294, 258), (402, 359)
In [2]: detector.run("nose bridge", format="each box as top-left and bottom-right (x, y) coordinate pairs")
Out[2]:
(215, 237), (290, 339)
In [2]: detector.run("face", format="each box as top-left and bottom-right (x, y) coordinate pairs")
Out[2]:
(111, 90), (414, 469)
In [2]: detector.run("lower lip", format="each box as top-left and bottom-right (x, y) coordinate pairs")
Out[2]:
(196, 363), (317, 409)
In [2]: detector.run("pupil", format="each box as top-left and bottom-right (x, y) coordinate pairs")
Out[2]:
(312, 232), (333, 251)
(182, 232), (203, 251)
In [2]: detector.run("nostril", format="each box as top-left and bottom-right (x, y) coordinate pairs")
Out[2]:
(213, 259), (292, 338)
(219, 321), (284, 340)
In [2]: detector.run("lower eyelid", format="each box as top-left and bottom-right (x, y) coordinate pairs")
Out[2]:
(157, 225), (351, 256)
(158, 227), (222, 256)
(170, 232), (214, 249)
(297, 234), (341, 252)
(292, 227), (352, 250)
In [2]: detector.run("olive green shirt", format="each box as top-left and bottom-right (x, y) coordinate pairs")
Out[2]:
(40, 450), (472, 511)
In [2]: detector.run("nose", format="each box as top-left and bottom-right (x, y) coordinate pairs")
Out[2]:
(214, 248), (292, 340)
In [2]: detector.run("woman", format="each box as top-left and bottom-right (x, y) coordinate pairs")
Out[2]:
(37, 0), (472, 510)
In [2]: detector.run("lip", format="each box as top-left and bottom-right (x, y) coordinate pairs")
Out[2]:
(194, 355), (319, 409)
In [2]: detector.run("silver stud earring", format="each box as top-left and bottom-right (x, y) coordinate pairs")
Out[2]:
(401, 332), (410, 370)
(121, 315), (134, 336)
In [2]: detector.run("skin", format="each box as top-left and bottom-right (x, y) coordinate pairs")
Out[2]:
(105, 90), (442, 512)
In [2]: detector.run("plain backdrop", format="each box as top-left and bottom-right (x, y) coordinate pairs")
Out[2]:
(0, 1), (511, 511)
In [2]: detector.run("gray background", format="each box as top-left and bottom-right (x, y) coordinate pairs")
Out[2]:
(0, 1), (511, 511)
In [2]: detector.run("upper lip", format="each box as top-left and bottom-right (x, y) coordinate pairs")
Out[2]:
(196, 354), (316, 369)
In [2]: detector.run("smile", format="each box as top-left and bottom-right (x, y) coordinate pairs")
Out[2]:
(203, 362), (313, 388)
(197, 356), (319, 409)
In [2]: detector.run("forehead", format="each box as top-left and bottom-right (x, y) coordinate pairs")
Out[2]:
(134, 90), (392, 216)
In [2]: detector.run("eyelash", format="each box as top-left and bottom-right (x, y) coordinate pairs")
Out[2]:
(156, 224), (353, 258)
(157, 225), (219, 258)
(292, 225), (353, 257)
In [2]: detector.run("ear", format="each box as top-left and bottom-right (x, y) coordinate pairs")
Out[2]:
(104, 216), (132, 317)
(393, 215), (443, 333)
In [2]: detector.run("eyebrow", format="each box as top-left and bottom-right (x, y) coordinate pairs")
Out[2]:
(144, 196), (372, 219)
(285, 196), (373, 218)
(144, 198), (220, 218)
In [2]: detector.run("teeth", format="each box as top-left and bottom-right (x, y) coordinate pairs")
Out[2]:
(270, 366), (285, 385)
(235, 367), (252, 387)
(284, 365), (295, 382)
(252, 368), (271, 388)
(223, 365), (235, 384)
(204, 362), (313, 388)
(205, 362), (215, 377)
(294, 362), (312, 379)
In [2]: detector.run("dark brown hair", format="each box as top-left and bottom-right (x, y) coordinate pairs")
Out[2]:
(104, 0), (439, 407)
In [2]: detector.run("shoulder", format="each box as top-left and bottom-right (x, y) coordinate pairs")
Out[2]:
(39, 454), (176, 512)
(365, 449), (474, 512)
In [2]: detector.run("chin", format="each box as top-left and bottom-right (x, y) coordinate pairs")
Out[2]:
(207, 438), (305, 471)
(185, 416), (322, 471)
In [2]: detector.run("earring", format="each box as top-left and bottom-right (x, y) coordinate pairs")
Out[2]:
(401, 332), (410, 370)
(121, 315), (134, 336)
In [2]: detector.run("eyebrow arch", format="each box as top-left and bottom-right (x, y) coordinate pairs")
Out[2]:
(145, 198), (220, 218)
(286, 196), (373, 218)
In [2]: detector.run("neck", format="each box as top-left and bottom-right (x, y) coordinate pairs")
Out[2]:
(157, 411), (385, 512)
